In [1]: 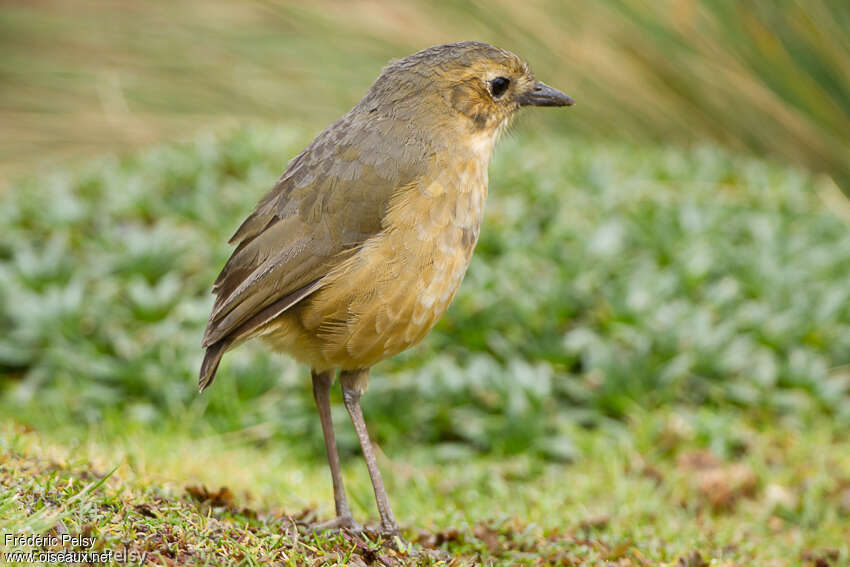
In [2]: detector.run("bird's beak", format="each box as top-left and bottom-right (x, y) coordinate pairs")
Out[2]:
(519, 81), (574, 107)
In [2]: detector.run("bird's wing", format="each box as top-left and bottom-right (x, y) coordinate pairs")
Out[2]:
(201, 112), (424, 348)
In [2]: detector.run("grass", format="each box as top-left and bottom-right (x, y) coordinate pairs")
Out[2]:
(2, 409), (849, 566)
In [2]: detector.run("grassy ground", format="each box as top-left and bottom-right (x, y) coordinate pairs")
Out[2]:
(3, 409), (849, 566)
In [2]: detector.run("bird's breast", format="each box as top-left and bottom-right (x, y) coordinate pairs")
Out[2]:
(292, 155), (489, 369)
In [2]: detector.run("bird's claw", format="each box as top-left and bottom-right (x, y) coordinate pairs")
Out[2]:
(377, 524), (408, 551)
(311, 515), (362, 534)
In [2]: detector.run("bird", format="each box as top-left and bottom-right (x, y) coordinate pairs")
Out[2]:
(199, 41), (573, 537)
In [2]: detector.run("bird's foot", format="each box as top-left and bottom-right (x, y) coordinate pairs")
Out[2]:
(311, 514), (362, 534)
(376, 523), (408, 551)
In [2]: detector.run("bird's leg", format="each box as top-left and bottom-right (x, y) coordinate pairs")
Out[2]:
(339, 368), (401, 538)
(311, 369), (357, 531)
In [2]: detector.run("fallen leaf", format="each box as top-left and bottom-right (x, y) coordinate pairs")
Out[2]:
(677, 451), (758, 511)
(185, 485), (234, 507)
(677, 550), (708, 567)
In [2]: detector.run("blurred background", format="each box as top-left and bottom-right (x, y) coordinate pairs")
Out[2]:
(3, 1), (850, 186)
(1, 1), (850, 560)
(3, 0), (850, 452)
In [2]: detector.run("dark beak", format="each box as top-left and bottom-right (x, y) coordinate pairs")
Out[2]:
(519, 81), (574, 107)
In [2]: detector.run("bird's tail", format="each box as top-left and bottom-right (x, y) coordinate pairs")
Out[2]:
(198, 338), (233, 393)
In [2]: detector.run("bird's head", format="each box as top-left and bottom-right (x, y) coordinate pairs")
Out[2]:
(361, 41), (573, 152)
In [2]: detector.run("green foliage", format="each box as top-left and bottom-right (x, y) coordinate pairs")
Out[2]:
(1, 128), (848, 459)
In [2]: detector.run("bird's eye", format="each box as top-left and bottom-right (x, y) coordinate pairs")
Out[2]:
(489, 77), (510, 98)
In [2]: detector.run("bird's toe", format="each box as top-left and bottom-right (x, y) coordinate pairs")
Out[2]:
(311, 514), (362, 534)
(380, 525), (408, 550)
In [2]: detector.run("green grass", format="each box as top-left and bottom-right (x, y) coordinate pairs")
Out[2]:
(2, 409), (848, 566)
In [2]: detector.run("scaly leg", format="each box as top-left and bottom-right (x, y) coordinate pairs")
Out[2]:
(339, 368), (401, 537)
(311, 369), (357, 530)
